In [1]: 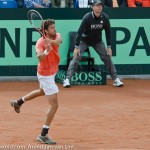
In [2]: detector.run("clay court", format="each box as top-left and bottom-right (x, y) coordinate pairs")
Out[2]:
(0, 79), (150, 150)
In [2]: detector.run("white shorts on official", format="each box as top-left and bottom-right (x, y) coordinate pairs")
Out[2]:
(37, 73), (59, 96)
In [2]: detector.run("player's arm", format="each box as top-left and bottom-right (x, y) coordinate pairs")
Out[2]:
(49, 37), (62, 46)
(36, 45), (52, 62)
(45, 35), (62, 46)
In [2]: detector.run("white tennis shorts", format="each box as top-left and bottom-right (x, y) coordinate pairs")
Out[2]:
(37, 73), (59, 96)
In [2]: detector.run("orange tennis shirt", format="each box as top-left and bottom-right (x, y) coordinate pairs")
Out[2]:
(36, 33), (61, 76)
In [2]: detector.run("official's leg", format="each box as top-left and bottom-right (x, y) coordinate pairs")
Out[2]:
(93, 41), (117, 80)
(93, 42), (124, 87)
(63, 41), (89, 87)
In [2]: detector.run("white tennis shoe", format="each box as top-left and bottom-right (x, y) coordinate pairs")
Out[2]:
(113, 78), (124, 87)
(63, 78), (70, 88)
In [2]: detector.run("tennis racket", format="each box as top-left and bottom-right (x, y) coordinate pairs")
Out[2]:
(27, 10), (60, 58)
(27, 9), (46, 38)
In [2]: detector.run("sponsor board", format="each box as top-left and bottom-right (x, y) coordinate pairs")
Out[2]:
(55, 70), (107, 85)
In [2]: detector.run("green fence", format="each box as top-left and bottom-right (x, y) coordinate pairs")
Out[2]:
(0, 8), (150, 76)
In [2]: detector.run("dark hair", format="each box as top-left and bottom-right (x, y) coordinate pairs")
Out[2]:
(43, 19), (55, 30)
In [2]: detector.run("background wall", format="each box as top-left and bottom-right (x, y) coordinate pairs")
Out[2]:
(0, 8), (150, 77)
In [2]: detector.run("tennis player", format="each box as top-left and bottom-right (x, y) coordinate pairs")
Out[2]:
(10, 19), (62, 145)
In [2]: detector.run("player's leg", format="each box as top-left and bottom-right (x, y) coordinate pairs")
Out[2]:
(93, 41), (124, 87)
(37, 93), (58, 145)
(63, 41), (89, 87)
(37, 74), (59, 144)
(10, 88), (44, 113)
(44, 94), (58, 127)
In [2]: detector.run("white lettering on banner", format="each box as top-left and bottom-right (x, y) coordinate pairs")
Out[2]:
(95, 72), (102, 81)
(79, 72), (87, 81)
(0, 19), (149, 66)
(88, 72), (95, 81)
(71, 72), (102, 82)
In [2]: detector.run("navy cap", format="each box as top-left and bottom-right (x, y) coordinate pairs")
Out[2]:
(91, 0), (104, 6)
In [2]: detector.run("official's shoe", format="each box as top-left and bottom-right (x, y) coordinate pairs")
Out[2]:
(10, 100), (20, 113)
(37, 135), (56, 145)
(63, 78), (70, 88)
(113, 78), (124, 87)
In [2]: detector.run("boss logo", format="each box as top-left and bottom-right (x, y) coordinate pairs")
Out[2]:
(71, 72), (102, 82)
(91, 24), (103, 29)
(55, 70), (106, 85)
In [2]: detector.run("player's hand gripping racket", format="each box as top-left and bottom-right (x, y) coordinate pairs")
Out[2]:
(27, 9), (46, 38)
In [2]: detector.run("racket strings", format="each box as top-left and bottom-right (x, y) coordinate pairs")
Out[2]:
(28, 12), (43, 30)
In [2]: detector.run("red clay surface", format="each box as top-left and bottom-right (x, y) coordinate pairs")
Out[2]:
(0, 80), (150, 150)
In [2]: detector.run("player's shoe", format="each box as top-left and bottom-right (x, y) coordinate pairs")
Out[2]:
(37, 135), (56, 145)
(10, 100), (20, 113)
(113, 78), (124, 87)
(63, 78), (70, 88)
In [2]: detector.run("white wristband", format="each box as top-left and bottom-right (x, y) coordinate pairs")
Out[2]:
(44, 49), (49, 55)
